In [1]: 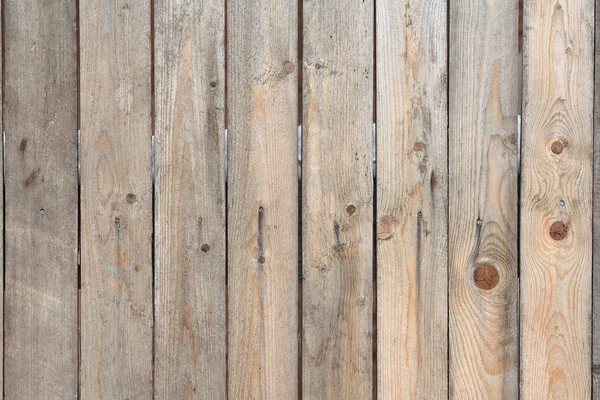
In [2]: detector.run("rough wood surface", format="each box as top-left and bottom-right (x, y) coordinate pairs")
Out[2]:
(154, 0), (226, 397)
(376, 0), (448, 398)
(227, 0), (299, 397)
(448, 0), (521, 398)
(593, 0), (600, 393)
(4, 0), (78, 397)
(302, 0), (374, 397)
(521, 0), (593, 398)
(79, 0), (153, 397)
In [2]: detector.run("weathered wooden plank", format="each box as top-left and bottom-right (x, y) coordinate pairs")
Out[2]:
(593, 0), (600, 393)
(227, 0), (298, 397)
(4, 0), (78, 397)
(80, 0), (153, 397)
(154, 0), (226, 397)
(521, 0), (593, 398)
(376, 0), (448, 398)
(302, 0), (373, 397)
(448, 0), (520, 398)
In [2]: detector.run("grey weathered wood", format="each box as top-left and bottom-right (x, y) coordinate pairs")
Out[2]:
(227, 0), (299, 397)
(302, 0), (374, 397)
(376, 0), (448, 398)
(79, 0), (153, 397)
(154, 0), (226, 397)
(593, 0), (600, 393)
(448, 0), (520, 397)
(4, 0), (78, 397)
(521, 0), (593, 398)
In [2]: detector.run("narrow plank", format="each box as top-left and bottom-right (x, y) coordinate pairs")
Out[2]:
(79, 0), (153, 397)
(448, 0), (520, 397)
(4, 0), (78, 397)
(302, 0), (373, 397)
(376, 0), (448, 398)
(154, 0), (226, 397)
(593, 0), (600, 392)
(521, 0), (593, 398)
(227, 0), (299, 397)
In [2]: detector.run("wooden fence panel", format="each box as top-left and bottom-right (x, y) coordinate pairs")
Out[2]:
(154, 0), (226, 397)
(4, 0), (78, 397)
(449, 0), (520, 398)
(376, 0), (448, 399)
(80, 0), (153, 397)
(302, 0), (374, 397)
(521, 0), (593, 398)
(227, 0), (299, 397)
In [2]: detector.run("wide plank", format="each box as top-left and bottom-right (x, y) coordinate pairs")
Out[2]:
(79, 0), (154, 397)
(521, 0), (593, 397)
(302, 0), (374, 397)
(448, 0), (521, 397)
(4, 0), (78, 397)
(154, 0), (226, 397)
(376, 0), (448, 398)
(227, 0), (299, 397)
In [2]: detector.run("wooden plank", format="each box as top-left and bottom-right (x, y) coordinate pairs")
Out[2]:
(448, 0), (520, 397)
(4, 0), (78, 397)
(376, 0), (448, 398)
(521, 0), (593, 398)
(154, 0), (226, 397)
(227, 0), (299, 397)
(79, 0), (153, 397)
(302, 0), (373, 397)
(593, 0), (600, 393)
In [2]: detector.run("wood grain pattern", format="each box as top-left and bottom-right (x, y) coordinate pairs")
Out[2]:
(593, 0), (600, 393)
(227, 0), (299, 397)
(376, 0), (448, 398)
(154, 0), (226, 397)
(4, 0), (78, 397)
(521, 0), (593, 398)
(448, 0), (521, 398)
(302, 0), (373, 397)
(80, 0), (153, 397)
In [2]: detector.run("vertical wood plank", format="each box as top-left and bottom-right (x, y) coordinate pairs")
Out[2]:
(521, 0), (593, 398)
(227, 0), (298, 397)
(594, 0), (600, 391)
(154, 0), (226, 397)
(376, 0), (448, 398)
(4, 0), (78, 397)
(80, 0), (153, 397)
(302, 0), (373, 397)
(448, 0), (520, 398)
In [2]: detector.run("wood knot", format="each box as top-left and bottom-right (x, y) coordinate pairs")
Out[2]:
(20, 138), (28, 152)
(283, 61), (295, 74)
(550, 140), (564, 154)
(549, 221), (568, 241)
(377, 218), (395, 240)
(474, 264), (499, 290)
(201, 244), (210, 252)
(346, 204), (356, 216)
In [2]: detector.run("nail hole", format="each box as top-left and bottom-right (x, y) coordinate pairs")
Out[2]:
(201, 244), (210, 252)
(258, 256), (266, 264)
